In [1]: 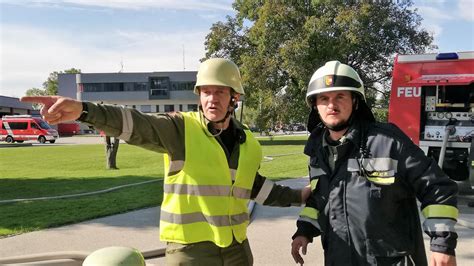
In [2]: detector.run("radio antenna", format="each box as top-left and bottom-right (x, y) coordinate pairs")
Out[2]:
(182, 44), (186, 70)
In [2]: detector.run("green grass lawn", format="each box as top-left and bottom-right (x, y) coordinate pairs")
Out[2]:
(0, 135), (308, 237)
(258, 135), (308, 179)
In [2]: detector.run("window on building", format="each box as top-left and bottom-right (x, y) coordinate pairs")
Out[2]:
(124, 82), (147, 91)
(132, 105), (136, 109)
(104, 83), (124, 92)
(83, 83), (103, 92)
(186, 82), (195, 91)
(141, 105), (151, 113)
(179, 104), (183, 111)
(187, 104), (198, 111)
(156, 105), (160, 113)
(124, 83), (134, 91)
(134, 82), (147, 91)
(150, 77), (170, 97)
(164, 105), (174, 112)
(170, 81), (196, 91)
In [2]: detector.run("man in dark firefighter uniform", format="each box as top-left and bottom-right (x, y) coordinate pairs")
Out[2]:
(291, 61), (458, 265)
(22, 58), (309, 265)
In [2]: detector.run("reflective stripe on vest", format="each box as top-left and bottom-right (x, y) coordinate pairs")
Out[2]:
(159, 112), (262, 247)
(163, 183), (251, 199)
(161, 210), (249, 226)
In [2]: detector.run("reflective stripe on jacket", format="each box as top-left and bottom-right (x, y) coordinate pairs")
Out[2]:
(159, 112), (262, 247)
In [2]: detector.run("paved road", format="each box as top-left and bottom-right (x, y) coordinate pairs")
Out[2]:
(1, 178), (473, 265)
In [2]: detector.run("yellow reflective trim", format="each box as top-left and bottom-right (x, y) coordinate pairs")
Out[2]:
(299, 207), (319, 219)
(310, 179), (318, 191)
(366, 177), (395, 184)
(422, 205), (459, 219)
(369, 171), (389, 177)
(471, 161), (474, 167)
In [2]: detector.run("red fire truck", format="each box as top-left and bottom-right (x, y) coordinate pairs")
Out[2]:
(388, 51), (474, 191)
(57, 122), (81, 136)
(0, 115), (59, 143)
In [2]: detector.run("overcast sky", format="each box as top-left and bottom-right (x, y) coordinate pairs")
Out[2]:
(1, 0), (473, 98)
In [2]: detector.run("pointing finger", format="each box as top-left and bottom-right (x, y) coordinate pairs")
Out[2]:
(20, 96), (56, 106)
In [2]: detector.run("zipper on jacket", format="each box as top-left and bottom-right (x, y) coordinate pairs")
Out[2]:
(342, 178), (355, 259)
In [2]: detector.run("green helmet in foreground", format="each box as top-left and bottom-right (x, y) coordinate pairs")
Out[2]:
(194, 58), (244, 95)
(306, 60), (365, 107)
(83, 246), (145, 266)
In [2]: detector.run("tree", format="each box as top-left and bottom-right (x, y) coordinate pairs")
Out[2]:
(204, 0), (435, 124)
(25, 88), (48, 109)
(43, 68), (81, 95)
(25, 68), (81, 98)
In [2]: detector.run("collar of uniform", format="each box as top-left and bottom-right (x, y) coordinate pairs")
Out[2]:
(305, 120), (362, 157)
(343, 118), (365, 151)
(322, 130), (343, 148)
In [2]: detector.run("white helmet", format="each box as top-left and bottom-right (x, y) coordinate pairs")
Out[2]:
(306, 61), (365, 107)
(305, 61), (375, 132)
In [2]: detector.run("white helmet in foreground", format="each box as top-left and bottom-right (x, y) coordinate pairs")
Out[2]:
(306, 61), (375, 132)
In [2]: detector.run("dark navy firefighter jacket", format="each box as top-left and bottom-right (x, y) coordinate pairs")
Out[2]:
(293, 119), (458, 266)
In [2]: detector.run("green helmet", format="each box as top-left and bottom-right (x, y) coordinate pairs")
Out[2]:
(83, 246), (145, 266)
(306, 61), (365, 106)
(194, 58), (244, 95)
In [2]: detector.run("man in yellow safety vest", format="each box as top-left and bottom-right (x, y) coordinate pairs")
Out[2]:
(22, 58), (310, 265)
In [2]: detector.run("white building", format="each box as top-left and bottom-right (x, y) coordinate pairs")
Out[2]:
(58, 71), (199, 113)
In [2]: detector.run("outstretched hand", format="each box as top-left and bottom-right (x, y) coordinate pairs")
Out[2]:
(20, 96), (83, 125)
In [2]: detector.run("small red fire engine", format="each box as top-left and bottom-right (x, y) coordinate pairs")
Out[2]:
(388, 51), (474, 191)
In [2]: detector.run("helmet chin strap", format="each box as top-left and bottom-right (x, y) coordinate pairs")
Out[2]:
(199, 97), (235, 136)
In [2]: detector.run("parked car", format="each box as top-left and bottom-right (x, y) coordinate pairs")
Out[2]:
(0, 115), (59, 143)
(287, 123), (306, 131)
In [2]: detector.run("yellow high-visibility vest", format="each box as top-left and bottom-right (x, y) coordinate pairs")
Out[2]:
(159, 112), (262, 247)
